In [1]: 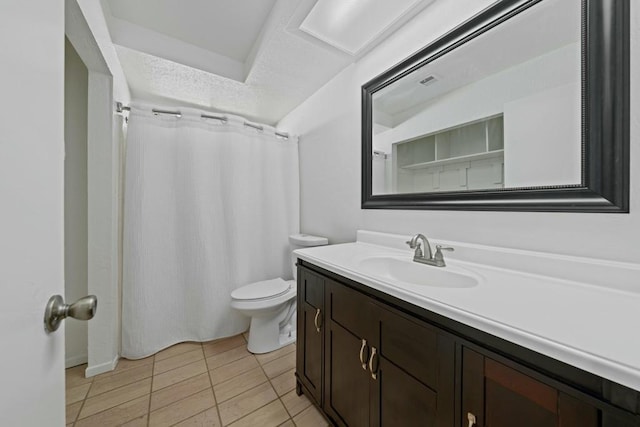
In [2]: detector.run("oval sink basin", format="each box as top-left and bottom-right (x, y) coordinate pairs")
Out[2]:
(358, 256), (479, 288)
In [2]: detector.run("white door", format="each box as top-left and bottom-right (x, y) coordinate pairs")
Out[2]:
(0, 1), (67, 425)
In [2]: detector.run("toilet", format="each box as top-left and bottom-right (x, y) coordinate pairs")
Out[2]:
(231, 233), (328, 354)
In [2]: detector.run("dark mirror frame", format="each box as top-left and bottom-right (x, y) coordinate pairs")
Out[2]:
(362, 0), (629, 212)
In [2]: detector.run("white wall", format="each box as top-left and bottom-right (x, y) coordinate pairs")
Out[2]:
(66, 0), (128, 376)
(64, 38), (89, 368)
(504, 81), (581, 187)
(87, 72), (121, 376)
(278, 0), (640, 264)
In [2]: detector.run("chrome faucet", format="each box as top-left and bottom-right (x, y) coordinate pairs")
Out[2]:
(406, 233), (454, 267)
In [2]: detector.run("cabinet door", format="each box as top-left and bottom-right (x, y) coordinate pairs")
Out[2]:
(325, 319), (371, 427)
(374, 356), (438, 426)
(296, 267), (324, 404)
(462, 347), (598, 427)
(371, 306), (455, 427)
(324, 280), (374, 427)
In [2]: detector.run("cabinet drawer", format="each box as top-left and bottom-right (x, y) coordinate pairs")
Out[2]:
(300, 268), (323, 308)
(327, 280), (371, 339)
(379, 307), (439, 388)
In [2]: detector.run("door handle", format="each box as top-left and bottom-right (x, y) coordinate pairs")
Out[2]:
(359, 339), (368, 370)
(467, 412), (477, 427)
(44, 295), (97, 333)
(313, 308), (322, 333)
(368, 346), (378, 380)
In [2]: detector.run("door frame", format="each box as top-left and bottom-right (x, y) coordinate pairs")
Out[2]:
(66, 0), (126, 377)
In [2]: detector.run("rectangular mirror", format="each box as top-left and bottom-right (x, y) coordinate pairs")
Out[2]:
(362, 0), (629, 212)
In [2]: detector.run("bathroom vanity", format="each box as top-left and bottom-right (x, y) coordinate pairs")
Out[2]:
(295, 231), (640, 427)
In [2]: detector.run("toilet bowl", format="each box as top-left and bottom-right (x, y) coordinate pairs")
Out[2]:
(230, 234), (328, 354)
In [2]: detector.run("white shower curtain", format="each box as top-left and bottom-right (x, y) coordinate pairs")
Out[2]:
(122, 106), (299, 359)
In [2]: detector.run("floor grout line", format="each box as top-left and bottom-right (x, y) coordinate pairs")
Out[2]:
(255, 344), (296, 364)
(224, 397), (284, 427)
(214, 375), (270, 405)
(75, 377), (152, 413)
(153, 341), (205, 362)
(66, 335), (307, 427)
(153, 352), (206, 375)
(82, 372), (154, 400)
(170, 404), (217, 427)
(209, 333), (295, 426)
(144, 354), (155, 426)
(206, 350), (254, 373)
(150, 359), (209, 393)
(254, 347), (296, 426)
(70, 370), (94, 426)
(203, 342), (225, 427)
(149, 344), (213, 424)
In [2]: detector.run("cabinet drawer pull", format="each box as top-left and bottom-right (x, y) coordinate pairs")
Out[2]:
(314, 308), (321, 333)
(467, 412), (476, 427)
(359, 339), (368, 370)
(369, 346), (378, 380)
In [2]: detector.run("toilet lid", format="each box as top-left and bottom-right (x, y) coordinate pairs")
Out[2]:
(231, 278), (291, 301)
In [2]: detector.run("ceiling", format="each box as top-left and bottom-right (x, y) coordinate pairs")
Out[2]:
(373, 0), (581, 127)
(107, 0), (276, 62)
(101, 0), (435, 125)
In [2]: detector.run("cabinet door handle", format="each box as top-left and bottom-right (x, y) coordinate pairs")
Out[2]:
(359, 339), (368, 370)
(313, 308), (321, 333)
(368, 346), (378, 380)
(467, 412), (477, 427)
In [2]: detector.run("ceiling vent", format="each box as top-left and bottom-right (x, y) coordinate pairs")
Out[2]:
(419, 75), (438, 86)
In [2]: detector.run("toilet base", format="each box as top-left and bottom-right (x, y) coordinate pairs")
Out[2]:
(246, 314), (297, 354)
(278, 330), (296, 350)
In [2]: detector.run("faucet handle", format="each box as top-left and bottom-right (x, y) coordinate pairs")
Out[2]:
(434, 245), (454, 266)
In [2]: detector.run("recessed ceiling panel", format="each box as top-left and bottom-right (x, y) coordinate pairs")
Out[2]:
(107, 0), (276, 61)
(300, 0), (424, 55)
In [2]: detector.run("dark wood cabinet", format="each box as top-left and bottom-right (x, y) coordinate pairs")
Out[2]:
(372, 305), (455, 427)
(296, 267), (324, 405)
(324, 318), (371, 426)
(296, 261), (640, 427)
(322, 277), (455, 426)
(462, 347), (598, 427)
(324, 279), (373, 426)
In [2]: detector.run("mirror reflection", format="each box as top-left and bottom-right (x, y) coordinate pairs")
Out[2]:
(371, 0), (581, 195)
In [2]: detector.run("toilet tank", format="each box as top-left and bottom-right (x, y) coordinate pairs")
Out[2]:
(289, 234), (328, 280)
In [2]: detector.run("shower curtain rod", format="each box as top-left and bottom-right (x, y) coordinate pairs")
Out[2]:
(116, 102), (289, 139)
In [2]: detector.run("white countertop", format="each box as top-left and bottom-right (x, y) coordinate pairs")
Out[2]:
(294, 230), (640, 392)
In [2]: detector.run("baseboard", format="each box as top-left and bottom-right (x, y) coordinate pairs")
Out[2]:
(85, 355), (119, 377)
(65, 353), (88, 369)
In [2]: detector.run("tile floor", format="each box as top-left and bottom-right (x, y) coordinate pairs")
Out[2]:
(65, 333), (330, 426)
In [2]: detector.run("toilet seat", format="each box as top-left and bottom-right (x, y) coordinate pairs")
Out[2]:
(231, 278), (291, 302)
(230, 280), (296, 314)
